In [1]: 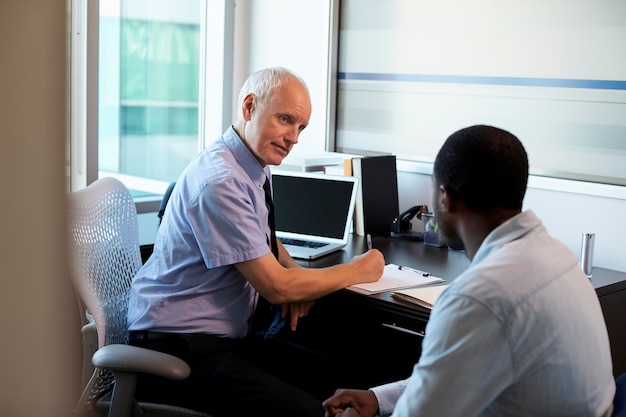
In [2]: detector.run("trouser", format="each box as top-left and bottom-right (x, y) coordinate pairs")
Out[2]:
(128, 330), (341, 417)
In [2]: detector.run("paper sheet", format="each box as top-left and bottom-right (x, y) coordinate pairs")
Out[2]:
(347, 263), (445, 294)
(392, 284), (450, 309)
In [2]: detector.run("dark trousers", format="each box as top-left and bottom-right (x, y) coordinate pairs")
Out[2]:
(128, 331), (344, 417)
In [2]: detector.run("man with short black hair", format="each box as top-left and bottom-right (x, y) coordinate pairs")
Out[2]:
(324, 125), (615, 417)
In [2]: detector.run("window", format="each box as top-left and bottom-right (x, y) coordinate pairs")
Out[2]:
(70, 0), (234, 208)
(99, 5), (201, 186)
(335, 0), (626, 189)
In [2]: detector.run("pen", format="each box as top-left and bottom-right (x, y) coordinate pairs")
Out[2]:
(366, 234), (373, 250)
(398, 265), (431, 277)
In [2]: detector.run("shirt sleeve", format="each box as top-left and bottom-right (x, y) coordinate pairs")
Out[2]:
(189, 175), (270, 268)
(370, 380), (408, 417)
(389, 291), (513, 416)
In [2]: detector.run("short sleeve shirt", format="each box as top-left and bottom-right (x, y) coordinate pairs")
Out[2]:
(127, 127), (273, 338)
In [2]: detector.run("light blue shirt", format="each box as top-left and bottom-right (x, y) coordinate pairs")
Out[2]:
(127, 127), (273, 338)
(372, 210), (615, 417)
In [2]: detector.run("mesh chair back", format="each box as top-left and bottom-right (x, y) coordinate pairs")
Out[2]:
(68, 177), (143, 405)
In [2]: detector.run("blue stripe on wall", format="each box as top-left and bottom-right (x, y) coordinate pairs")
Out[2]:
(338, 72), (626, 91)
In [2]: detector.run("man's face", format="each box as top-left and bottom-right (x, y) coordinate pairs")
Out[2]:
(431, 176), (465, 251)
(243, 78), (311, 167)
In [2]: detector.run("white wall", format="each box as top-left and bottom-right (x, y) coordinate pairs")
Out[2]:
(523, 186), (626, 272)
(243, 1), (626, 273)
(0, 0), (81, 415)
(398, 172), (626, 272)
(235, 0), (333, 151)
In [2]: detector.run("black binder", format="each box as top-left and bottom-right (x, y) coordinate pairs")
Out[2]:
(352, 155), (399, 236)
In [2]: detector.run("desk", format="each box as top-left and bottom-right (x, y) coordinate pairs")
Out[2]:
(289, 234), (626, 385)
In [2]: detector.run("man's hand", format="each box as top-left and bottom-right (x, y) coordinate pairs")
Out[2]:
(323, 388), (379, 417)
(349, 249), (385, 284)
(282, 300), (315, 331)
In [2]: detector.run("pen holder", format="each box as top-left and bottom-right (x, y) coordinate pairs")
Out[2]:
(422, 213), (446, 247)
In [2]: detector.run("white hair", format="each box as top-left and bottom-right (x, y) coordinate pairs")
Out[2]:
(236, 66), (309, 111)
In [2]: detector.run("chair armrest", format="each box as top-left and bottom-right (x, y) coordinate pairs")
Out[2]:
(92, 344), (190, 380)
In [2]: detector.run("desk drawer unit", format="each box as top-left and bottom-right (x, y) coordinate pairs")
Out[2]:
(286, 290), (429, 388)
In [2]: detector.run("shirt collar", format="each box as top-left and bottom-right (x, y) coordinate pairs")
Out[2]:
(471, 209), (542, 267)
(222, 126), (270, 188)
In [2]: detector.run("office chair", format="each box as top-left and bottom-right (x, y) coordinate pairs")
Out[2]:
(157, 181), (176, 225)
(68, 177), (210, 417)
(614, 372), (626, 417)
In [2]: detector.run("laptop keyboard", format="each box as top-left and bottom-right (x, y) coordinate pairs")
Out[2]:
(279, 238), (329, 249)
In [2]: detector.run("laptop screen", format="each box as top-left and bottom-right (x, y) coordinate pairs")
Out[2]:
(272, 171), (357, 240)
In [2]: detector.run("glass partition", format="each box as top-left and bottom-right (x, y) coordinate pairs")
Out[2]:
(336, 0), (626, 187)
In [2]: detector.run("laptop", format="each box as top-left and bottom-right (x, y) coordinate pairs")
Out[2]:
(271, 170), (359, 260)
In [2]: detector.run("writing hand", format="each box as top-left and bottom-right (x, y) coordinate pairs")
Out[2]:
(349, 250), (385, 284)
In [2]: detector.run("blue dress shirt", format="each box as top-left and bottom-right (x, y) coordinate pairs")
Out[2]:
(127, 127), (273, 338)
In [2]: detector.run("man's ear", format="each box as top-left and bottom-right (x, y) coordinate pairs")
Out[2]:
(438, 185), (456, 213)
(242, 93), (255, 120)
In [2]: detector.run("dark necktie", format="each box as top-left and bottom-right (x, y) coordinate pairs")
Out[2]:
(263, 177), (279, 260)
(252, 176), (285, 338)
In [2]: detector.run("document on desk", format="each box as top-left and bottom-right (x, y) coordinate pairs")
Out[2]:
(392, 284), (449, 309)
(347, 263), (445, 295)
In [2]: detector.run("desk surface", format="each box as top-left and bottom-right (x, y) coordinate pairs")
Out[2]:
(299, 234), (626, 301)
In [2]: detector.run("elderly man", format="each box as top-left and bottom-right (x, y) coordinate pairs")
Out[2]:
(128, 67), (384, 417)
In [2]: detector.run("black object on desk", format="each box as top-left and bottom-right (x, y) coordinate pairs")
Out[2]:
(389, 230), (424, 241)
(352, 155), (400, 236)
(390, 205), (428, 241)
